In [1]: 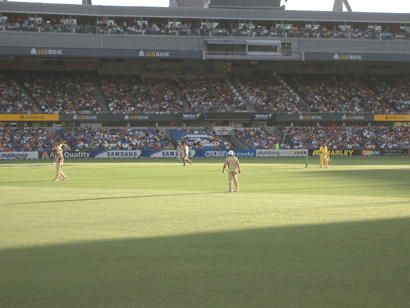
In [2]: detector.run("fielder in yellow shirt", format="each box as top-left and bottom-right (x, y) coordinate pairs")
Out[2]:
(319, 143), (329, 168)
(222, 150), (241, 192)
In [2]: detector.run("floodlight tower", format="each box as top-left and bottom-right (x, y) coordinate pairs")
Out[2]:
(333, 0), (352, 12)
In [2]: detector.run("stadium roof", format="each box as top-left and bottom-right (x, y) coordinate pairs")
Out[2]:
(0, 1), (409, 24)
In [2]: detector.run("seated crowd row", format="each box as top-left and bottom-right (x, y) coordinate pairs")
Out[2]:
(2, 17), (408, 41)
(1, 125), (409, 152)
(235, 125), (410, 150)
(1, 73), (410, 115)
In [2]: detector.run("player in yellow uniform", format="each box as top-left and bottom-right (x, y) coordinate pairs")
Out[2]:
(222, 150), (241, 192)
(319, 142), (329, 168)
(53, 140), (67, 181)
(182, 142), (192, 166)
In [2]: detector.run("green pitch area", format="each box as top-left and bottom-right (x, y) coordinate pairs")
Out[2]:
(1, 157), (410, 308)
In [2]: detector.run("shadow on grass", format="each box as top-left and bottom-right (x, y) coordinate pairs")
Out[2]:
(1, 218), (409, 308)
(5, 192), (225, 205)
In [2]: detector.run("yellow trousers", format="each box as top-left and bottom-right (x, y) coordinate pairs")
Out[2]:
(320, 154), (328, 167)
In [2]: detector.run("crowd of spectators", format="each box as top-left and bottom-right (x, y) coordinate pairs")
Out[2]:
(373, 75), (410, 113)
(169, 128), (231, 150)
(2, 16), (409, 41)
(234, 127), (278, 150)
(23, 73), (102, 114)
(179, 78), (245, 112)
(237, 75), (306, 113)
(0, 74), (38, 114)
(0, 127), (57, 151)
(235, 125), (410, 150)
(2, 125), (409, 152)
(287, 74), (400, 114)
(100, 76), (183, 114)
(61, 127), (173, 151)
(3, 73), (410, 115)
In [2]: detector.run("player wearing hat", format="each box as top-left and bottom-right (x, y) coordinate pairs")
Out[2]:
(53, 140), (67, 181)
(182, 142), (192, 166)
(176, 142), (183, 161)
(222, 150), (241, 192)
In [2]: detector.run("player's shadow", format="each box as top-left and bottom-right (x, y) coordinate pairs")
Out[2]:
(0, 180), (56, 184)
(6, 191), (225, 205)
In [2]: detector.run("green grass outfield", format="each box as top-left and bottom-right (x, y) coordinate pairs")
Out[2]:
(1, 157), (410, 308)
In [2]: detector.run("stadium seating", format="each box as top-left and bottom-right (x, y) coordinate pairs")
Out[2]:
(168, 128), (231, 150)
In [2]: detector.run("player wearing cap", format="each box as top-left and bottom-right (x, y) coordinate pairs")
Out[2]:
(222, 150), (241, 192)
(176, 142), (183, 161)
(182, 142), (192, 166)
(53, 140), (67, 181)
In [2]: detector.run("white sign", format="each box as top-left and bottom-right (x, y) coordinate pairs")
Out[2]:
(0, 151), (39, 160)
(212, 126), (233, 135)
(94, 150), (141, 159)
(256, 149), (308, 157)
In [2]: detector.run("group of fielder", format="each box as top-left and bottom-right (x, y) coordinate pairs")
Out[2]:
(176, 141), (241, 192)
(52, 139), (330, 192)
(176, 142), (192, 166)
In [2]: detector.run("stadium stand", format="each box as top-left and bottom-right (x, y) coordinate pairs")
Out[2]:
(169, 128), (232, 150)
(234, 126), (410, 150)
(22, 73), (102, 114)
(100, 76), (184, 114)
(1, 18), (409, 41)
(179, 77), (246, 112)
(0, 74), (38, 114)
(1, 2), (410, 156)
(0, 127), (57, 151)
(286, 74), (398, 114)
(61, 127), (173, 151)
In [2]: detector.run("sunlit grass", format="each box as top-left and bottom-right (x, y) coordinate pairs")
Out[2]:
(1, 157), (410, 307)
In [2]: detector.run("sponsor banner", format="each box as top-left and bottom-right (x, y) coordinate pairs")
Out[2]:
(252, 113), (275, 121)
(257, 150), (280, 157)
(256, 149), (308, 157)
(212, 126), (234, 135)
(0, 114), (59, 121)
(205, 113), (252, 121)
(148, 150), (194, 158)
(0, 46), (202, 59)
(202, 150), (255, 158)
(276, 114), (373, 122)
(179, 113), (205, 121)
(94, 150), (142, 159)
(278, 149), (308, 157)
(374, 115), (410, 122)
(305, 52), (410, 62)
(0, 151), (38, 160)
(59, 113), (178, 122)
(310, 149), (360, 156)
(361, 149), (382, 157)
(40, 151), (92, 160)
(384, 149), (408, 156)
